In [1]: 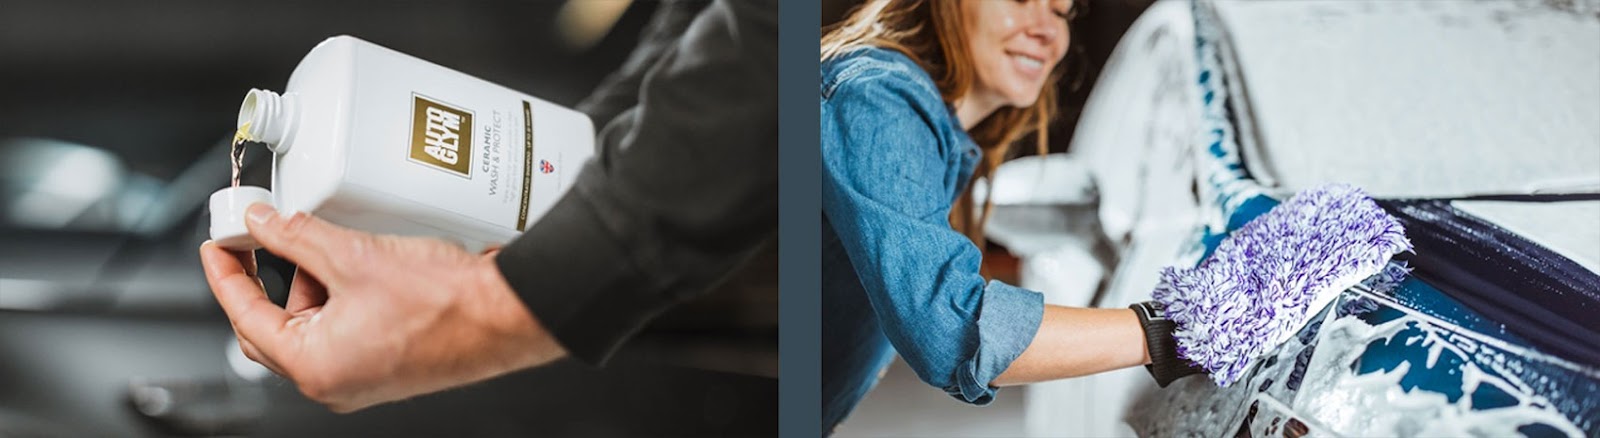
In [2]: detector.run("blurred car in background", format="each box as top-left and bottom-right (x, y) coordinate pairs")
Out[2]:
(986, 0), (1600, 436)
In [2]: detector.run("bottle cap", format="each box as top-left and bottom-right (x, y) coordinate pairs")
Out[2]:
(209, 186), (273, 250)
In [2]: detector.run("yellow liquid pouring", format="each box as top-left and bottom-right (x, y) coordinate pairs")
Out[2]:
(231, 122), (253, 189)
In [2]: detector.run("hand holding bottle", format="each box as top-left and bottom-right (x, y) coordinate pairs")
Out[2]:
(199, 203), (566, 413)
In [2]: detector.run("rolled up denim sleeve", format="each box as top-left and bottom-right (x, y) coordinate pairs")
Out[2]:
(820, 64), (1044, 405)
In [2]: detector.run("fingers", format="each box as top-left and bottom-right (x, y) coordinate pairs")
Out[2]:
(236, 334), (288, 377)
(286, 267), (329, 315)
(228, 248), (258, 278)
(202, 244), (283, 374)
(244, 203), (364, 284)
(200, 241), (292, 359)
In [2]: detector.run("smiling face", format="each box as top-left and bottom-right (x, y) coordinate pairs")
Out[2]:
(960, 0), (1073, 111)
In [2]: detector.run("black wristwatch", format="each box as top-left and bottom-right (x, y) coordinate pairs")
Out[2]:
(1129, 301), (1205, 387)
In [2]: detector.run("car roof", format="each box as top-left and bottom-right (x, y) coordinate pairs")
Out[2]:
(1211, 0), (1599, 199)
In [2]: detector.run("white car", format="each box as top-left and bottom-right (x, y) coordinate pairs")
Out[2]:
(986, 0), (1600, 436)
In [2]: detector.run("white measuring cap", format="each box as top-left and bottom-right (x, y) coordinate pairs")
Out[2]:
(209, 186), (273, 251)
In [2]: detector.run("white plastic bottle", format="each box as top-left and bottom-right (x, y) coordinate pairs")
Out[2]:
(209, 35), (595, 252)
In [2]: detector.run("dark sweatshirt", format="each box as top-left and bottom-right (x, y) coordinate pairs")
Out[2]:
(493, 0), (777, 365)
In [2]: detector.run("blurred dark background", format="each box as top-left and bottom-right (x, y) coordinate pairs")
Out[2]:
(0, 1), (776, 436)
(0, 1), (656, 181)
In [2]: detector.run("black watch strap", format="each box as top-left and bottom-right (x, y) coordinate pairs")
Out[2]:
(1130, 301), (1205, 387)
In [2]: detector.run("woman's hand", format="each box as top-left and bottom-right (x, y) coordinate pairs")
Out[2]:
(199, 203), (566, 413)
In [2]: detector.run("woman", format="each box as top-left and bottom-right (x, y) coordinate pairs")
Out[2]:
(820, 0), (1191, 430)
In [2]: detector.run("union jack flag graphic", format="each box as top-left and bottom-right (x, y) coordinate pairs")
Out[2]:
(538, 159), (554, 174)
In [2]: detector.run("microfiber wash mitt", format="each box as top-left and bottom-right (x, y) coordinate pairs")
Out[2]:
(1152, 183), (1411, 387)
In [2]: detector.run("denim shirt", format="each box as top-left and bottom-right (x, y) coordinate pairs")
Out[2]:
(820, 47), (1045, 405)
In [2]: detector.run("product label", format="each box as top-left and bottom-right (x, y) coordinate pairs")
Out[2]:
(408, 94), (474, 177)
(518, 101), (534, 231)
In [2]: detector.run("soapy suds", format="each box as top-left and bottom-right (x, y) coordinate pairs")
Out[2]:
(1352, 285), (1600, 380)
(1294, 314), (1582, 437)
(231, 122), (253, 188)
(1129, 290), (1590, 437)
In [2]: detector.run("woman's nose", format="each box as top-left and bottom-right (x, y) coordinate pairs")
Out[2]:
(1022, 8), (1060, 44)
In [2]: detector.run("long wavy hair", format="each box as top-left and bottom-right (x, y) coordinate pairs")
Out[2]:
(821, 0), (1086, 248)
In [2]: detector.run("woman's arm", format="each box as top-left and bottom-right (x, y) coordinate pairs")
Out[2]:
(821, 61), (1045, 405)
(991, 305), (1150, 386)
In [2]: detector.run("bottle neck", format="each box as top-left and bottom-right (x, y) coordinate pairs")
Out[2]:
(237, 89), (296, 153)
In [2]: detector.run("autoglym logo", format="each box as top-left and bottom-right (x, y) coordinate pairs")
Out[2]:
(408, 94), (473, 177)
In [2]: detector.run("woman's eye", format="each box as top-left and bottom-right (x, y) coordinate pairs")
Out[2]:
(1052, 5), (1075, 20)
(1053, 0), (1078, 20)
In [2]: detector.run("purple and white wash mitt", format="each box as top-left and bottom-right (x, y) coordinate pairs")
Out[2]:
(1153, 183), (1411, 386)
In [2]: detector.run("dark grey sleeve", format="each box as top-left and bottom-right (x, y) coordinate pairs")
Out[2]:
(493, 0), (778, 365)
(576, 0), (711, 128)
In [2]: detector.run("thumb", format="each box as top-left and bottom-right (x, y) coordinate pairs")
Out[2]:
(245, 203), (364, 283)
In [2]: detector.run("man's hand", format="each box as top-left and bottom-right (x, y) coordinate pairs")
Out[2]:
(199, 203), (566, 413)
